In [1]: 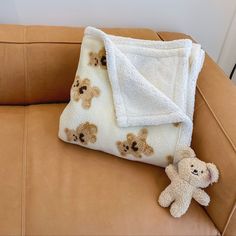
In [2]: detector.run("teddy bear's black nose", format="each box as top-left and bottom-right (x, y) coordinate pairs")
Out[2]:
(193, 169), (198, 173)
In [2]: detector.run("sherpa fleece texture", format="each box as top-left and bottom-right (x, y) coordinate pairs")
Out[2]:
(58, 27), (205, 167)
(158, 147), (219, 217)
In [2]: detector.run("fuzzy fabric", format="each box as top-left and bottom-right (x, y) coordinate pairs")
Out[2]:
(58, 27), (205, 167)
(158, 147), (219, 217)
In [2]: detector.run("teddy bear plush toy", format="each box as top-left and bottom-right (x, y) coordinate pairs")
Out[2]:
(158, 147), (219, 218)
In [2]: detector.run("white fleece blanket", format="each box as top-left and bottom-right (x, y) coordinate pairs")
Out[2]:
(59, 27), (205, 167)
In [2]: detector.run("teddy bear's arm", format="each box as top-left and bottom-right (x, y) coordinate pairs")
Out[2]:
(192, 188), (210, 206)
(165, 164), (178, 181)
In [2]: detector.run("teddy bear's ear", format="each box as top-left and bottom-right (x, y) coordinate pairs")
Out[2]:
(89, 124), (97, 134)
(64, 128), (72, 141)
(175, 147), (196, 162)
(127, 133), (135, 141)
(206, 163), (219, 184)
(138, 128), (148, 140)
(92, 87), (100, 97)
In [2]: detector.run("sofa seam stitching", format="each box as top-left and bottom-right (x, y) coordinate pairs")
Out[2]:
(156, 32), (164, 41)
(24, 26), (29, 104)
(23, 26), (27, 104)
(21, 106), (28, 236)
(21, 25), (27, 236)
(196, 85), (236, 152)
(222, 200), (236, 235)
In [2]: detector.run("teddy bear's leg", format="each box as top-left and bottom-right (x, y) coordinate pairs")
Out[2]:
(144, 145), (154, 156)
(90, 135), (97, 143)
(170, 199), (190, 218)
(72, 92), (80, 102)
(158, 186), (174, 208)
(82, 98), (91, 109)
(132, 151), (142, 158)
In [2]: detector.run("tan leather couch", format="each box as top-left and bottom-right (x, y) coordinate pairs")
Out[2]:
(0, 25), (235, 236)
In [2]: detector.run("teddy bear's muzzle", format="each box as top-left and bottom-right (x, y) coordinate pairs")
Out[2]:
(191, 169), (199, 176)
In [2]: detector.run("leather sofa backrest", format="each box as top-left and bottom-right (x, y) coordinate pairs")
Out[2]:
(0, 25), (159, 105)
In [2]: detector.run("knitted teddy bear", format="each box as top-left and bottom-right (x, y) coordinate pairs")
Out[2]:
(158, 147), (219, 218)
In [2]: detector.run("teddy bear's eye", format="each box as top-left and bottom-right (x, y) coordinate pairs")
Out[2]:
(79, 133), (85, 143)
(100, 56), (107, 66)
(191, 164), (194, 167)
(79, 86), (87, 94)
(131, 141), (138, 152)
(201, 170), (204, 174)
(73, 80), (79, 85)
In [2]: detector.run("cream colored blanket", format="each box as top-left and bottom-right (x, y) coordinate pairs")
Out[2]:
(58, 27), (205, 167)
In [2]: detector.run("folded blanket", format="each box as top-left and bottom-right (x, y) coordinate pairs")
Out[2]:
(59, 27), (205, 167)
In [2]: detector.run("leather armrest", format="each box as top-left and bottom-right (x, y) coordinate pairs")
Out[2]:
(158, 32), (236, 235)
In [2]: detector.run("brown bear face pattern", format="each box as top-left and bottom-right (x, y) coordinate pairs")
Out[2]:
(64, 128), (79, 143)
(98, 47), (107, 69)
(65, 122), (97, 145)
(76, 122), (97, 145)
(116, 128), (154, 158)
(88, 52), (99, 67)
(71, 76), (100, 109)
(88, 47), (107, 69)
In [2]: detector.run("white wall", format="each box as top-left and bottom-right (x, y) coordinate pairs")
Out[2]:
(218, 8), (236, 82)
(0, 0), (236, 68)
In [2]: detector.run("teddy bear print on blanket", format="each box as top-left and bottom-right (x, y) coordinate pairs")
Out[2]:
(59, 40), (158, 162)
(59, 27), (205, 167)
(88, 47), (107, 69)
(65, 122), (98, 145)
(116, 128), (154, 158)
(71, 76), (100, 109)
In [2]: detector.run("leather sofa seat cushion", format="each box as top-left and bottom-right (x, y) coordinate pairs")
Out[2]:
(0, 104), (218, 235)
